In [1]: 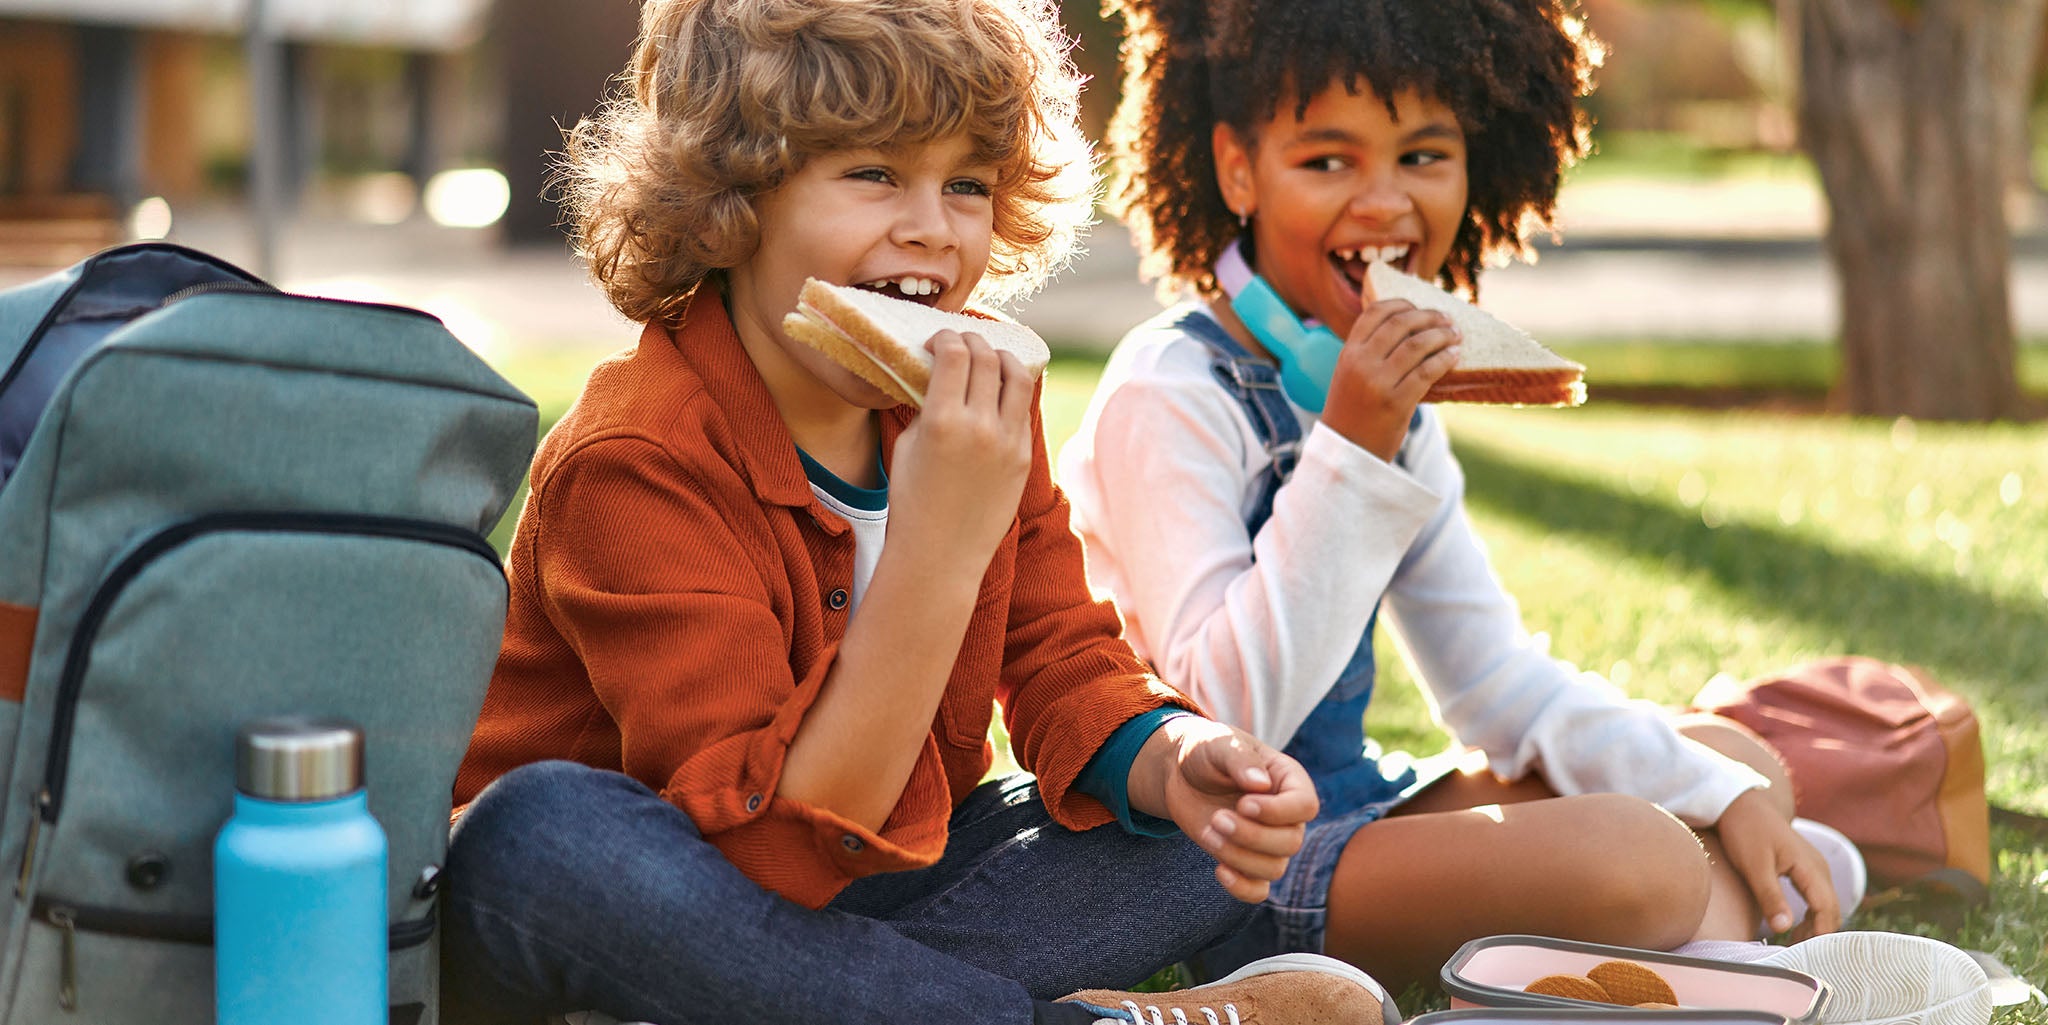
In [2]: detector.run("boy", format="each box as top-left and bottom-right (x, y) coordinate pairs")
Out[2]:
(440, 1), (1394, 1023)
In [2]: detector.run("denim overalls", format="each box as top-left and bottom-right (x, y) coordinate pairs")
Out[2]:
(1165, 306), (1438, 969)
(1169, 307), (1422, 820)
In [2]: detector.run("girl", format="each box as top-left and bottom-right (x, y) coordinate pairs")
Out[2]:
(1056, 0), (1855, 993)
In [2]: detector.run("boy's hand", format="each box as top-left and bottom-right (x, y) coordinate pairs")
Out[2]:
(1320, 295), (1461, 463)
(1716, 789), (1841, 940)
(887, 330), (1037, 571)
(1130, 716), (1320, 903)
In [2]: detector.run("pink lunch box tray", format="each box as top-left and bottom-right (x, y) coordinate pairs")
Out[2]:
(1412, 1010), (1791, 1025)
(1440, 935), (1829, 1025)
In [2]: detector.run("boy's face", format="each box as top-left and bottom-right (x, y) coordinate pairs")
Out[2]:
(1213, 84), (1468, 335)
(727, 134), (997, 409)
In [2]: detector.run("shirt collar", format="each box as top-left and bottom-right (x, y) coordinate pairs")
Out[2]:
(657, 289), (913, 509)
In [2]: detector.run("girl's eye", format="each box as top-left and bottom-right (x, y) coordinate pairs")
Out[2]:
(1403, 150), (1452, 167)
(1302, 156), (1348, 173)
(947, 178), (993, 197)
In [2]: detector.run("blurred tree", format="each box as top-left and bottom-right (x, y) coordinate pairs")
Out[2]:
(1793, 0), (2043, 420)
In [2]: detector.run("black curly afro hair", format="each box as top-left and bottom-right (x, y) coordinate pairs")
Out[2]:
(1106, 0), (1600, 300)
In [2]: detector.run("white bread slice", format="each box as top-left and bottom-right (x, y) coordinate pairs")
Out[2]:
(781, 278), (1050, 407)
(1366, 261), (1586, 407)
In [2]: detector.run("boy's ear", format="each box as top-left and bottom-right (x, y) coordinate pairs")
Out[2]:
(1211, 123), (1255, 220)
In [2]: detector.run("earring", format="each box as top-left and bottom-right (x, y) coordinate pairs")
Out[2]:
(1237, 209), (1250, 230)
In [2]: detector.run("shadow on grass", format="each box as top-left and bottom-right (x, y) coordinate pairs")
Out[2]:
(1451, 437), (2048, 723)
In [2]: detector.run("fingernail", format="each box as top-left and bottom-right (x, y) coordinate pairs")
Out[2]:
(1212, 812), (1238, 836)
(1245, 767), (1271, 789)
(1240, 799), (1262, 818)
(1771, 913), (1794, 933)
(1200, 828), (1223, 850)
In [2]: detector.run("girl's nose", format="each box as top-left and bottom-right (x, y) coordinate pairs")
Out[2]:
(1347, 173), (1414, 221)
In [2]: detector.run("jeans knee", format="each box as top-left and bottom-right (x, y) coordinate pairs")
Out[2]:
(448, 762), (666, 899)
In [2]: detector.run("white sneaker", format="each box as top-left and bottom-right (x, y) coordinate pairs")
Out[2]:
(1758, 931), (1993, 1025)
(1778, 818), (1868, 932)
(1061, 952), (1400, 1025)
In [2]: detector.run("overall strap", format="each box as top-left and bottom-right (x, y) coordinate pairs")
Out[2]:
(1169, 308), (1301, 536)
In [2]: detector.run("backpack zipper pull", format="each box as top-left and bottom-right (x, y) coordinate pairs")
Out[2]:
(16, 789), (50, 897)
(48, 904), (76, 1011)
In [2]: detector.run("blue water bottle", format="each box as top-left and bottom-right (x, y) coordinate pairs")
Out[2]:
(215, 717), (387, 1025)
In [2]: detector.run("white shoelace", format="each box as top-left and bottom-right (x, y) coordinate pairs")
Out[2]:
(1112, 999), (1242, 1025)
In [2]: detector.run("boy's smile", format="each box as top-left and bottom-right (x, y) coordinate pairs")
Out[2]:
(727, 135), (997, 416)
(1213, 85), (1469, 335)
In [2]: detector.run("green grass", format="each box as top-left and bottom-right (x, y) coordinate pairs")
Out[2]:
(490, 343), (2048, 1019)
(1555, 340), (2048, 395)
(1571, 130), (1819, 185)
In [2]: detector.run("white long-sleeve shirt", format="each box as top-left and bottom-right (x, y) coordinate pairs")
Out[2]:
(1057, 305), (1765, 826)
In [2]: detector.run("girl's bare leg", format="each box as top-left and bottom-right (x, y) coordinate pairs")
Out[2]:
(1322, 719), (1795, 988)
(1671, 713), (1799, 940)
(1322, 784), (1713, 993)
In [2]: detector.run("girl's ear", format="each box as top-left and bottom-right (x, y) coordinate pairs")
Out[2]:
(1211, 123), (1255, 221)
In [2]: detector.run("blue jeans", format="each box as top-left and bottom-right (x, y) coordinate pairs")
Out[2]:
(441, 762), (1255, 1025)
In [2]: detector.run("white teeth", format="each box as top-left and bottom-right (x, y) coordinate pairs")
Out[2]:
(1335, 246), (1411, 265)
(890, 276), (940, 297)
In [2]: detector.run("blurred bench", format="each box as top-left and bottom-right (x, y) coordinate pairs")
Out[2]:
(0, 194), (126, 268)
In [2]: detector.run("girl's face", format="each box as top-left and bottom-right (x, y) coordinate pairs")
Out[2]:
(727, 133), (997, 409)
(1213, 84), (1468, 334)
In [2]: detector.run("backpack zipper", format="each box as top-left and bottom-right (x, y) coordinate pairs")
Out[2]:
(15, 512), (500, 885)
(0, 243), (266, 402)
(31, 899), (433, 1012)
(29, 899), (434, 949)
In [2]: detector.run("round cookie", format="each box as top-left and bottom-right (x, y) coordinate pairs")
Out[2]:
(1524, 974), (1614, 1003)
(1587, 960), (1679, 1006)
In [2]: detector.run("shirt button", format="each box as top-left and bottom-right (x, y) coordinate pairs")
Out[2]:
(745, 793), (763, 813)
(840, 834), (864, 853)
(827, 589), (849, 610)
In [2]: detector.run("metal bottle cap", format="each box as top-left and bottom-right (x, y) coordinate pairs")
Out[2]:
(235, 717), (364, 801)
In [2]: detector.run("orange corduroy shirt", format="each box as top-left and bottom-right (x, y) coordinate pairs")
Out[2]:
(453, 290), (1199, 908)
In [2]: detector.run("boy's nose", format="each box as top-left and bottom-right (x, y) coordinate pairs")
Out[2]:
(891, 187), (959, 250)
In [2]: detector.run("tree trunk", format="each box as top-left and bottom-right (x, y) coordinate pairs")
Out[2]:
(1798, 0), (2044, 420)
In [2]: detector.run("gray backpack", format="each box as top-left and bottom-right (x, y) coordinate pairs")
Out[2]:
(0, 243), (536, 1024)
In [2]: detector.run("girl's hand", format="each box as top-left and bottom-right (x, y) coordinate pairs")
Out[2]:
(1716, 789), (1841, 940)
(1320, 298), (1461, 462)
(887, 330), (1037, 572)
(1132, 717), (1320, 902)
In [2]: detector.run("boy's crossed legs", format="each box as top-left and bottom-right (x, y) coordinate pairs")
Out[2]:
(441, 762), (1265, 1024)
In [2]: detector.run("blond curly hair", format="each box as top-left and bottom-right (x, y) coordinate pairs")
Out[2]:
(557, 0), (1095, 324)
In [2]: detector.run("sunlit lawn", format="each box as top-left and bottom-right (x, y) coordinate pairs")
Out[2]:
(493, 344), (2048, 1019)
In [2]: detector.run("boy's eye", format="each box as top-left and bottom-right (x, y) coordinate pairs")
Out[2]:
(848, 167), (895, 184)
(946, 177), (993, 197)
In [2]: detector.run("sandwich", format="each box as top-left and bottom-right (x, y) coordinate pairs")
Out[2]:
(1366, 262), (1586, 407)
(781, 278), (1051, 407)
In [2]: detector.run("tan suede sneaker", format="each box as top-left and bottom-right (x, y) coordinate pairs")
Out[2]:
(1058, 953), (1397, 1025)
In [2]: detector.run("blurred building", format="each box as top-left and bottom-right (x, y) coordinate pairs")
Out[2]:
(0, 0), (496, 264)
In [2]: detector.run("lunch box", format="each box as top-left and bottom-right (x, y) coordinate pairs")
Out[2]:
(1439, 935), (1829, 1025)
(1411, 1010), (1792, 1025)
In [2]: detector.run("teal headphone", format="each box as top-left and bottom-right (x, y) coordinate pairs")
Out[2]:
(1216, 239), (1344, 413)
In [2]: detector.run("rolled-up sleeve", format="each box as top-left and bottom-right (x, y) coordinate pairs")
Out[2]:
(534, 436), (948, 906)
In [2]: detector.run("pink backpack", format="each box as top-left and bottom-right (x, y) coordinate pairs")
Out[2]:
(1692, 658), (1992, 903)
